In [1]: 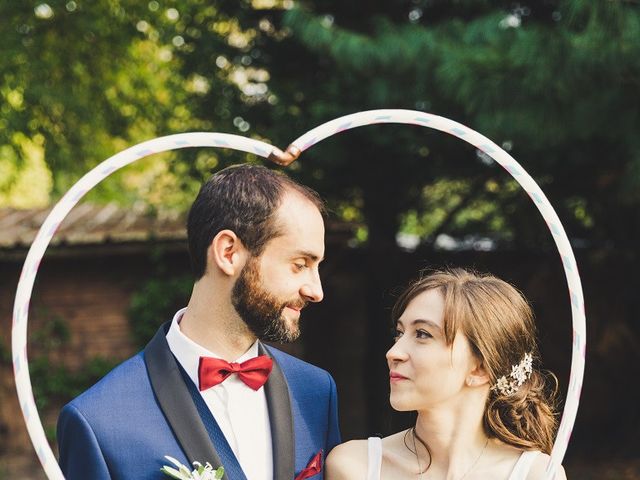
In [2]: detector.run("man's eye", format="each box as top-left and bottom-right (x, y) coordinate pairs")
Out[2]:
(416, 329), (433, 339)
(294, 263), (307, 271)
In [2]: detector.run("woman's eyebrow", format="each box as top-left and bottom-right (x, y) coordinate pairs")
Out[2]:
(411, 319), (442, 331)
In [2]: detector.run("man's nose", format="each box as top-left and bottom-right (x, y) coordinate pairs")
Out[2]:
(301, 269), (324, 303)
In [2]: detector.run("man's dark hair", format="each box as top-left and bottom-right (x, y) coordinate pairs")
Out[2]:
(187, 164), (325, 279)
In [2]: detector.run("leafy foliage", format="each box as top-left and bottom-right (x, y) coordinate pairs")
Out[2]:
(132, 0), (639, 252)
(2, 1), (639, 250)
(128, 274), (193, 348)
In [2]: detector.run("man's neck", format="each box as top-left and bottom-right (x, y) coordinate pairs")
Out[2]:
(180, 280), (257, 360)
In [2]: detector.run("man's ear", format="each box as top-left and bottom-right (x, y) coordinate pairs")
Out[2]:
(465, 360), (491, 388)
(207, 230), (248, 276)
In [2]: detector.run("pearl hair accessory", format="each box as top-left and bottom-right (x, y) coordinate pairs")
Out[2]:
(491, 352), (534, 396)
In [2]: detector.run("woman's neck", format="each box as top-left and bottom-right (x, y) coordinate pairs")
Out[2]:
(414, 394), (489, 478)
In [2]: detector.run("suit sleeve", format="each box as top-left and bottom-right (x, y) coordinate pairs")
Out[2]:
(57, 403), (111, 480)
(325, 372), (341, 453)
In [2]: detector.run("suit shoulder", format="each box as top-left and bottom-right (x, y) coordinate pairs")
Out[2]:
(266, 345), (334, 381)
(326, 440), (368, 479)
(65, 351), (146, 413)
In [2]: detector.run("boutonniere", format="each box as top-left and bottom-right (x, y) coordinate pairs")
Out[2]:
(295, 451), (323, 480)
(161, 456), (224, 480)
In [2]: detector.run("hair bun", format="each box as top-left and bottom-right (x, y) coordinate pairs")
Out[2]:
(485, 370), (558, 454)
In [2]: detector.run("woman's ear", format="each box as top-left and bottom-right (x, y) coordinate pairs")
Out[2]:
(466, 360), (490, 388)
(206, 230), (248, 277)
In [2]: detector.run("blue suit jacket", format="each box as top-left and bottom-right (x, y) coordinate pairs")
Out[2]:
(57, 323), (341, 479)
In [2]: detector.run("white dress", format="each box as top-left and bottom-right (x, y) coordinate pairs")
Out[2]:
(366, 437), (541, 480)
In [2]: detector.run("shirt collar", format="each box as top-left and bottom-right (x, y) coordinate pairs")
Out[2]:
(166, 307), (260, 387)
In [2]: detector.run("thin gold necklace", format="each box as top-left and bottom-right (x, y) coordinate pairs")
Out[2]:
(412, 428), (426, 479)
(458, 436), (489, 480)
(411, 429), (489, 480)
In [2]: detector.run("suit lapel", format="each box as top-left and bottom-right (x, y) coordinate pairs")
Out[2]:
(260, 343), (295, 480)
(145, 324), (295, 479)
(144, 323), (225, 472)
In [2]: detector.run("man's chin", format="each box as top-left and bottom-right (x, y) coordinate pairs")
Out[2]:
(262, 328), (300, 344)
(254, 315), (301, 343)
(280, 315), (301, 342)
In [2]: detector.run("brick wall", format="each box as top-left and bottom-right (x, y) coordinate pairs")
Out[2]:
(0, 248), (183, 477)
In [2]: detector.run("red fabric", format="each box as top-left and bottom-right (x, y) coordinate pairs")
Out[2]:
(198, 355), (273, 391)
(295, 451), (323, 480)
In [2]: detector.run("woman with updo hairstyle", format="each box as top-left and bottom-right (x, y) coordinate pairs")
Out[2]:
(326, 268), (566, 480)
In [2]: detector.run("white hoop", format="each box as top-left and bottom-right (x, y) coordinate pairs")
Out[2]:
(12, 110), (584, 480)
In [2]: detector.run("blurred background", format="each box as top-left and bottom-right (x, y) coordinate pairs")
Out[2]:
(1, 0), (639, 478)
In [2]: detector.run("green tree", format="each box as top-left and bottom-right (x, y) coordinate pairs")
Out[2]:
(0, 1), (238, 206)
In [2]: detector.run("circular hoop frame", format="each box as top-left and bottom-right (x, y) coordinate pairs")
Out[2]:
(12, 110), (585, 480)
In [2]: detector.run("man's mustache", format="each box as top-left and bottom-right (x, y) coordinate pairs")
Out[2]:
(287, 299), (308, 310)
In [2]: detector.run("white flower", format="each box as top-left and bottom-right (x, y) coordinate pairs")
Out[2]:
(490, 352), (534, 396)
(161, 456), (224, 480)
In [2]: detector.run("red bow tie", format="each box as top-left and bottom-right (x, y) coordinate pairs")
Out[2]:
(198, 355), (273, 391)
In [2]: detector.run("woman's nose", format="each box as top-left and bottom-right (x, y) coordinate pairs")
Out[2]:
(386, 339), (408, 364)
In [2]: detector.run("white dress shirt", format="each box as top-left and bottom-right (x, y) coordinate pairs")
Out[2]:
(166, 308), (273, 480)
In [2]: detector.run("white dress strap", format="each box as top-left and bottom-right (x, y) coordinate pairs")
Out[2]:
(508, 450), (541, 480)
(367, 437), (382, 480)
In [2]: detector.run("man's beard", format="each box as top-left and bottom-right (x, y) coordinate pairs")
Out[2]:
(231, 257), (306, 343)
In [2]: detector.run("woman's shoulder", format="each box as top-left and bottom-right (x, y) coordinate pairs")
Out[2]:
(325, 439), (369, 479)
(524, 452), (567, 480)
(325, 431), (415, 479)
(327, 438), (369, 461)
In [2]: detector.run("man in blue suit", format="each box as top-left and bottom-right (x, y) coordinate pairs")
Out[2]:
(57, 164), (341, 479)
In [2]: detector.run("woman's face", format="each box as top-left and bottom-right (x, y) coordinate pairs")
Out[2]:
(386, 288), (478, 412)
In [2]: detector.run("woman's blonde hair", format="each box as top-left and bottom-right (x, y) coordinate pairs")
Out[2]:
(392, 268), (558, 454)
